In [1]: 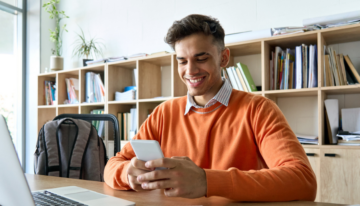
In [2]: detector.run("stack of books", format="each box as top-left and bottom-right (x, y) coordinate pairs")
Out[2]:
(117, 108), (137, 140)
(64, 78), (79, 104)
(222, 62), (258, 92)
(44, 81), (56, 105)
(90, 109), (105, 138)
(324, 47), (360, 86)
(337, 131), (360, 146)
(85, 72), (105, 103)
(272, 26), (319, 36)
(270, 44), (317, 90)
(86, 56), (128, 66)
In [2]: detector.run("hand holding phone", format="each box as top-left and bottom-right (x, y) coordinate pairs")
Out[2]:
(130, 140), (166, 170)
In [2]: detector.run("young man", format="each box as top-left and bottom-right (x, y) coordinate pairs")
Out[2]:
(104, 14), (317, 202)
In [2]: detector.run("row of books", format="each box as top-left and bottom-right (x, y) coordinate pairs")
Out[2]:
(117, 108), (137, 140)
(64, 78), (79, 104)
(222, 62), (258, 92)
(270, 44), (318, 90)
(90, 109), (105, 138)
(44, 81), (56, 105)
(85, 72), (105, 103)
(324, 47), (360, 86)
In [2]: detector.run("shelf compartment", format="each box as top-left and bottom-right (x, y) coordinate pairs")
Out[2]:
(37, 107), (56, 133)
(57, 70), (79, 105)
(275, 96), (319, 146)
(138, 55), (172, 99)
(321, 24), (360, 45)
(108, 60), (137, 102)
(108, 103), (137, 141)
(138, 101), (163, 128)
(38, 74), (57, 106)
(80, 66), (105, 103)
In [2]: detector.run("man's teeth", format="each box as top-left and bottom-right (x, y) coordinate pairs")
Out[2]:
(189, 78), (203, 83)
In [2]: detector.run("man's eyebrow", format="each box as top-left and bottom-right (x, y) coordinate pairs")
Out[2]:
(176, 52), (210, 60)
(194, 52), (209, 57)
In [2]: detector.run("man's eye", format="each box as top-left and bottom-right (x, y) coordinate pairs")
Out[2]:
(179, 61), (187, 65)
(198, 58), (208, 62)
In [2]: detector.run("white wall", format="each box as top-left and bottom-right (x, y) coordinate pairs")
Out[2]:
(40, 0), (360, 72)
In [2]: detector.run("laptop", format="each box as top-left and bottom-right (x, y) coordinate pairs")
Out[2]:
(0, 115), (135, 206)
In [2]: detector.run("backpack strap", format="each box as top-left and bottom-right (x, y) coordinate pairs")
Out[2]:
(67, 118), (92, 179)
(44, 118), (75, 176)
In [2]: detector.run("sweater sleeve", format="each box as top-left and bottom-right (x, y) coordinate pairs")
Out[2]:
(104, 104), (163, 190)
(204, 99), (317, 201)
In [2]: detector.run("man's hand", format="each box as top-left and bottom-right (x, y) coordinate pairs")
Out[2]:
(137, 156), (207, 198)
(127, 157), (154, 191)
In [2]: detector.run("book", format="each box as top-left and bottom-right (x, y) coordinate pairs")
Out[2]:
(303, 10), (360, 27)
(324, 55), (334, 86)
(128, 53), (148, 59)
(237, 62), (258, 92)
(226, 67), (239, 90)
(232, 67), (244, 91)
(117, 113), (124, 140)
(235, 67), (248, 92)
(324, 99), (339, 144)
(85, 72), (105, 103)
(289, 62), (294, 89)
(344, 55), (360, 83)
(295, 46), (303, 89)
(343, 56), (359, 84)
(338, 54), (347, 85)
(274, 46), (283, 90)
(222, 68), (233, 88)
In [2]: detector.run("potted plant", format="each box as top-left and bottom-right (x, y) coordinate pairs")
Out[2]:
(72, 27), (105, 66)
(43, 0), (69, 71)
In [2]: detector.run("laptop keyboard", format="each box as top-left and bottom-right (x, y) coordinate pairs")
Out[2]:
(32, 191), (88, 206)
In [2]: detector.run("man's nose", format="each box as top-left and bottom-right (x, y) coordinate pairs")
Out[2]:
(186, 61), (199, 75)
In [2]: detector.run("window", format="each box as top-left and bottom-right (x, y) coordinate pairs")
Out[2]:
(0, 0), (25, 167)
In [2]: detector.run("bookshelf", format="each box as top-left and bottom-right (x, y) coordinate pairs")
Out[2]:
(37, 23), (360, 204)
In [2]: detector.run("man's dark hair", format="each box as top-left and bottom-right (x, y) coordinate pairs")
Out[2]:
(165, 14), (225, 52)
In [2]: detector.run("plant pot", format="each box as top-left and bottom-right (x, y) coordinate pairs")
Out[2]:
(83, 59), (93, 66)
(50, 56), (63, 71)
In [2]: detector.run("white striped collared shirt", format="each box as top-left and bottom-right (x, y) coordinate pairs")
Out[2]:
(184, 78), (232, 115)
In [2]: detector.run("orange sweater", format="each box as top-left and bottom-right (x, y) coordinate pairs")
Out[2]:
(104, 90), (317, 201)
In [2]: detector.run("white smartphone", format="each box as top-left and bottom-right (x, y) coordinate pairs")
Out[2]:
(130, 140), (166, 170)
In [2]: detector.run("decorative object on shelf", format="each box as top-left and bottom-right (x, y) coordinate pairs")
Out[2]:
(43, 0), (69, 71)
(72, 27), (105, 66)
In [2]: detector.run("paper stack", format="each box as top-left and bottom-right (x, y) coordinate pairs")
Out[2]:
(296, 134), (318, 145)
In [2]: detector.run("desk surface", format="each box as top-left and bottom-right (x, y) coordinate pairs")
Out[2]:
(26, 174), (348, 206)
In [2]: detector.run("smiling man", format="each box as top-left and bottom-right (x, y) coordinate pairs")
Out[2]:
(104, 14), (317, 201)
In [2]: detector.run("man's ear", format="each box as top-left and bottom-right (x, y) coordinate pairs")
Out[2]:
(220, 48), (230, 68)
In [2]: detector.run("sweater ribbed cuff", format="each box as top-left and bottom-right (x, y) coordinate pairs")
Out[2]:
(120, 161), (131, 186)
(204, 169), (233, 198)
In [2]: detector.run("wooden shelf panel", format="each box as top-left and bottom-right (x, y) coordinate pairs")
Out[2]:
(57, 68), (79, 76)
(264, 32), (318, 48)
(108, 100), (137, 105)
(264, 88), (319, 97)
(139, 54), (172, 66)
(58, 106), (79, 115)
(321, 85), (360, 94)
(226, 40), (262, 56)
(79, 64), (105, 72)
(37, 107), (56, 132)
(138, 97), (171, 102)
(58, 104), (79, 108)
(107, 59), (137, 68)
(38, 72), (56, 77)
(38, 105), (57, 108)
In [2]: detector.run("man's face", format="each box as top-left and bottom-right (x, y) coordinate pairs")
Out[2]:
(175, 33), (227, 97)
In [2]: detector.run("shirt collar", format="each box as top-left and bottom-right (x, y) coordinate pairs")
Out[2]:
(184, 78), (232, 115)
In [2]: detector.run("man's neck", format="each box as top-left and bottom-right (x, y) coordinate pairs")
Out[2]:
(193, 78), (224, 106)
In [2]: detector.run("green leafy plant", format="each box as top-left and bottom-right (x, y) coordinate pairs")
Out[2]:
(43, 0), (69, 56)
(72, 27), (105, 59)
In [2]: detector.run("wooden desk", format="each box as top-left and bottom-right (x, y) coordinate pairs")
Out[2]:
(26, 174), (348, 206)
